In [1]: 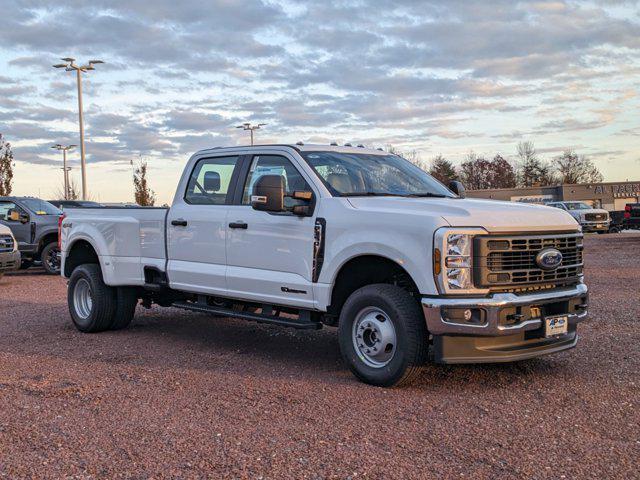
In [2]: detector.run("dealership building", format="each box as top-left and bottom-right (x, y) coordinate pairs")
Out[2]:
(466, 181), (640, 211)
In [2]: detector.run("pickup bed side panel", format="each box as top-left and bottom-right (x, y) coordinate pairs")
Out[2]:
(61, 208), (167, 285)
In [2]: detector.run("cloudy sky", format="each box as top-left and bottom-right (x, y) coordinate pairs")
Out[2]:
(1, 0), (639, 204)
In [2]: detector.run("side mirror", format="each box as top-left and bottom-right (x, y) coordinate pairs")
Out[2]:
(251, 175), (285, 212)
(203, 171), (221, 192)
(449, 181), (466, 198)
(8, 210), (28, 223)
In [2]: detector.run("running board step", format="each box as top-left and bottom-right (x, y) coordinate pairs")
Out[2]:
(172, 301), (322, 330)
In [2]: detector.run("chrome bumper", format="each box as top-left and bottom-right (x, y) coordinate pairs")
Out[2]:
(0, 250), (21, 272)
(422, 283), (588, 336)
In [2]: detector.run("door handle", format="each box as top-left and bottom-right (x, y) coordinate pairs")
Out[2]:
(229, 221), (248, 229)
(171, 219), (188, 227)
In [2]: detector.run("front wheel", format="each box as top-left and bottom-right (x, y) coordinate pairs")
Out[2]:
(68, 264), (116, 333)
(41, 242), (61, 275)
(338, 284), (428, 387)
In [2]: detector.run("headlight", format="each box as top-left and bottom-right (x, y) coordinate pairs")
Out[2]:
(433, 227), (488, 295)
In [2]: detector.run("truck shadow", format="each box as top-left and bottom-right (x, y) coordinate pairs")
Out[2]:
(0, 300), (570, 390)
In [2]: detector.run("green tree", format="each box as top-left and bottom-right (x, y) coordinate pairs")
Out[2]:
(552, 150), (603, 184)
(133, 160), (156, 206)
(0, 134), (14, 196)
(429, 155), (458, 184)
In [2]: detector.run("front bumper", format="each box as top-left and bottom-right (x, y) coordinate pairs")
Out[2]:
(0, 250), (21, 273)
(422, 283), (588, 363)
(580, 221), (609, 232)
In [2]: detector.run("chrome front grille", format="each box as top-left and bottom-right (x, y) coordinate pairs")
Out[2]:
(474, 233), (583, 290)
(0, 235), (14, 253)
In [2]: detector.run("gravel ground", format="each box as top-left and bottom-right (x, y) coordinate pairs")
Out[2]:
(0, 233), (638, 479)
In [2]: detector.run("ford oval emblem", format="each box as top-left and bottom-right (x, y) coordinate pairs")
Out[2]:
(536, 248), (563, 271)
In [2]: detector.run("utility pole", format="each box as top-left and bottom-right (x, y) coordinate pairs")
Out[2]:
(53, 58), (104, 200)
(236, 122), (266, 146)
(51, 144), (76, 200)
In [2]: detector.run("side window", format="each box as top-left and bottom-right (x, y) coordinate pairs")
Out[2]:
(184, 156), (239, 205)
(241, 155), (311, 207)
(0, 202), (18, 221)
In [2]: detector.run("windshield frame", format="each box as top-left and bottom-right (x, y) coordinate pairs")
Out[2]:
(564, 202), (592, 211)
(299, 151), (455, 199)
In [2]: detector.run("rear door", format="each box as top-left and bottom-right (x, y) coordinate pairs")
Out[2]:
(166, 155), (242, 295)
(225, 153), (318, 308)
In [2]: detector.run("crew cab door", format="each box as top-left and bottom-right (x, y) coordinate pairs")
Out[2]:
(225, 153), (318, 308)
(166, 155), (242, 295)
(0, 201), (31, 247)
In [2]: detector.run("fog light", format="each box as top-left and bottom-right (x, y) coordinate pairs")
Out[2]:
(442, 307), (485, 326)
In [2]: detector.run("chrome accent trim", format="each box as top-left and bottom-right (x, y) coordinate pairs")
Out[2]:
(422, 283), (588, 336)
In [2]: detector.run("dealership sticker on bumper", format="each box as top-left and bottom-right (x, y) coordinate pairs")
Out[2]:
(545, 315), (568, 337)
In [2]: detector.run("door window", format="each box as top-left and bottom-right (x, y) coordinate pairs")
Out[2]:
(241, 155), (311, 208)
(0, 202), (20, 221)
(184, 156), (240, 205)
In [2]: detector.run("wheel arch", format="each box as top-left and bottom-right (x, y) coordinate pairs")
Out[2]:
(327, 254), (420, 319)
(63, 238), (101, 278)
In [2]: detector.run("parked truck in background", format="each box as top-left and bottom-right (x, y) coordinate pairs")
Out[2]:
(0, 197), (63, 274)
(60, 145), (589, 386)
(547, 201), (609, 233)
(0, 224), (20, 280)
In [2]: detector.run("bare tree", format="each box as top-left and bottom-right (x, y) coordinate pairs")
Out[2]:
(552, 150), (603, 184)
(490, 154), (517, 188)
(516, 141), (555, 187)
(458, 152), (494, 190)
(429, 155), (458, 184)
(54, 178), (80, 200)
(0, 134), (14, 196)
(133, 160), (156, 206)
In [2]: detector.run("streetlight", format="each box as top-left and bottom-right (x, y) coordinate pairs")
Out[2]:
(236, 122), (266, 146)
(53, 57), (104, 200)
(51, 144), (76, 200)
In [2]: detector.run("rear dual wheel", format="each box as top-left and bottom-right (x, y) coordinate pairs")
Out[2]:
(68, 264), (138, 333)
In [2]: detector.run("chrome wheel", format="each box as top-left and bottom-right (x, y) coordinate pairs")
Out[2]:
(73, 278), (93, 320)
(352, 307), (397, 368)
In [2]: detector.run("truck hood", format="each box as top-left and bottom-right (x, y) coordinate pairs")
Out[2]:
(347, 197), (579, 233)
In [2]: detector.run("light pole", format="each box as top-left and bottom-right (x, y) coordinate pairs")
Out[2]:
(236, 122), (266, 146)
(53, 57), (104, 200)
(51, 144), (76, 200)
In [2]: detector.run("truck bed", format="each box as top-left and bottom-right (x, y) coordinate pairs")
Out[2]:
(61, 206), (168, 286)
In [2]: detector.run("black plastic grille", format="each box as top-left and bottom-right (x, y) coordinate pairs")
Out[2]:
(585, 213), (607, 221)
(0, 234), (14, 253)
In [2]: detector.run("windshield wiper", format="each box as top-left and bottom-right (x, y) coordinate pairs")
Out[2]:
(404, 193), (449, 198)
(338, 192), (405, 197)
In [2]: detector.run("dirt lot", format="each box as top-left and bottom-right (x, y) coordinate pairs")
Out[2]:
(0, 233), (638, 479)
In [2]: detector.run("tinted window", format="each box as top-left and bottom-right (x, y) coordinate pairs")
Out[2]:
(21, 199), (61, 215)
(241, 155), (311, 207)
(185, 156), (239, 205)
(0, 202), (19, 221)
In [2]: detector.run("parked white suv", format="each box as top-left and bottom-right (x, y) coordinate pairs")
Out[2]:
(547, 201), (609, 233)
(60, 145), (588, 386)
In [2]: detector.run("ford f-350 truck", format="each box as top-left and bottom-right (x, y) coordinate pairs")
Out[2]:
(60, 145), (588, 386)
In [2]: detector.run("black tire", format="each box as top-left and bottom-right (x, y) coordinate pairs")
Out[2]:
(20, 259), (33, 270)
(41, 242), (61, 275)
(609, 226), (621, 234)
(338, 284), (428, 387)
(67, 264), (116, 333)
(109, 287), (139, 330)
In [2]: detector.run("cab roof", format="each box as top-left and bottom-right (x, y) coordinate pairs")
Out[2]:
(194, 144), (391, 157)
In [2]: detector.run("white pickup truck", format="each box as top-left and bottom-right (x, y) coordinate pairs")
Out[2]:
(61, 144), (588, 386)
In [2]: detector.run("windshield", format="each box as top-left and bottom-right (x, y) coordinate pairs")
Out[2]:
(21, 199), (62, 215)
(565, 202), (592, 210)
(300, 151), (454, 198)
